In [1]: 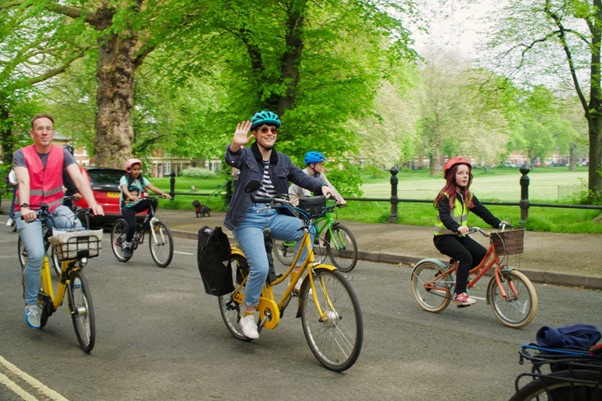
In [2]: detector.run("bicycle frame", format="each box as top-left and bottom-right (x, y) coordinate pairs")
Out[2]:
(231, 222), (336, 331)
(40, 256), (79, 310)
(426, 236), (518, 302)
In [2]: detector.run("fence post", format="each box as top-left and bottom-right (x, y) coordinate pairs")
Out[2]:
(169, 171), (176, 201)
(388, 167), (399, 223)
(519, 166), (530, 222)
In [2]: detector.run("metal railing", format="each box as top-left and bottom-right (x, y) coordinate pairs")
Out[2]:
(165, 168), (602, 223)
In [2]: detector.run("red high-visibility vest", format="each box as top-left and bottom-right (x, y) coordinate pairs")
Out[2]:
(15, 145), (65, 212)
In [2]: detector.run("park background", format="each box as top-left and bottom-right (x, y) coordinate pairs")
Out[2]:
(1, 0), (601, 231)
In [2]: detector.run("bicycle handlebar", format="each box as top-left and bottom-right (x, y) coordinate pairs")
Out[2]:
(467, 224), (514, 237)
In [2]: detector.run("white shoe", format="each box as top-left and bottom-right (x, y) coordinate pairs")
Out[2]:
(6, 218), (14, 227)
(240, 315), (259, 339)
(25, 304), (41, 329)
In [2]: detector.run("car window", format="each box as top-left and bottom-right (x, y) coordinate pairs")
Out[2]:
(87, 170), (124, 186)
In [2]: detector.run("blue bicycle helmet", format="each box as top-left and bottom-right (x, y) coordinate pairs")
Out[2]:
(250, 110), (281, 130)
(304, 151), (327, 165)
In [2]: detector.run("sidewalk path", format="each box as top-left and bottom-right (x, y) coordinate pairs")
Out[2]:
(157, 209), (602, 290)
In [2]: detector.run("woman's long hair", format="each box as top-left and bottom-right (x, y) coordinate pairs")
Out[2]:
(434, 163), (474, 209)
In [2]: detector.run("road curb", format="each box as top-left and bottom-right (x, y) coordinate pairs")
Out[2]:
(171, 229), (602, 291)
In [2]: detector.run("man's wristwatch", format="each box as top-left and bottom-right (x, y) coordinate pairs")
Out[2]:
(20, 202), (29, 208)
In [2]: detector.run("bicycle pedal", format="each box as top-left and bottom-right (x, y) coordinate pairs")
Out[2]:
(456, 304), (472, 308)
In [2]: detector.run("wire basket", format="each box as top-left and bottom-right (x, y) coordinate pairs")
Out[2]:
(49, 229), (103, 261)
(491, 229), (524, 255)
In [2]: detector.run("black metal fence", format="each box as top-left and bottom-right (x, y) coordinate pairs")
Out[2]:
(166, 168), (602, 223)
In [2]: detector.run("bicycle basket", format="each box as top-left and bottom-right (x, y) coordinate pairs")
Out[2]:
(491, 229), (524, 255)
(298, 195), (326, 219)
(49, 229), (103, 261)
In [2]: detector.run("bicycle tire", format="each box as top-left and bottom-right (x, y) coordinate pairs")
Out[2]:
(410, 260), (452, 313)
(300, 267), (363, 371)
(110, 218), (131, 262)
(18, 235), (61, 278)
(324, 224), (358, 272)
(68, 271), (96, 352)
(488, 269), (538, 329)
(218, 254), (252, 342)
(148, 220), (174, 267)
(272, 238), (296, 266)
(510, 369), (602, 401)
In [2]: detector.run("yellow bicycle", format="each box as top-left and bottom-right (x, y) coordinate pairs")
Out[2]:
(218, 183), (363, 371)
(28, 204), (103, 352)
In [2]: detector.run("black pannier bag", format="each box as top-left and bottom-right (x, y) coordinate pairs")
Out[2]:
(197, 226), (234, 296)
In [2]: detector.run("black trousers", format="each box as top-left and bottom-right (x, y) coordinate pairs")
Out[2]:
(433, 234), (487, 294)
(122, 199), (158, 242)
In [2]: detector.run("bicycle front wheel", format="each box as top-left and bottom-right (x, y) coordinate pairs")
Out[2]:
(300, 267), (363, 371)
(218, 254), (250, 341)
(110, 219), (131, 262)
(68, 271), (95, 353)
(148, 220), (174, 267)
(324, 224), (358, 273)
(510, 370), (602, 401)
(272, 238), (296, 266)
(488, 269), (538, 329)
(410, 261), (452, 313)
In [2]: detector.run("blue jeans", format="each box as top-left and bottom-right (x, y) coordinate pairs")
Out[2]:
(16, 205), (82, 305)
(234, 204), (315, 307)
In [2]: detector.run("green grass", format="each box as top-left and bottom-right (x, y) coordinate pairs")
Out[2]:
(151, 167), (602, 234)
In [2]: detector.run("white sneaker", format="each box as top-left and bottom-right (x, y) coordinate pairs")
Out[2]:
(240, 315), (259, 339)
(6, 218), (14, 227)
(25, 304), (41, 329)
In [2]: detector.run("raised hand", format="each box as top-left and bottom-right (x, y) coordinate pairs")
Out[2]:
(231, 121), (253, 151)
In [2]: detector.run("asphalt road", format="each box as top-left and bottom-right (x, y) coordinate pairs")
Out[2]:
(1, 231), (601, 401)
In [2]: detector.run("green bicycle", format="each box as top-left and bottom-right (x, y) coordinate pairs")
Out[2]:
(272, 199), (358, 272)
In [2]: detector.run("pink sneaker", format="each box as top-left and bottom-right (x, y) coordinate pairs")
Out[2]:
(453, 292), (476, 306)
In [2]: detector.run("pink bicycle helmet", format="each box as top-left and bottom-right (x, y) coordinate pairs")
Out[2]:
(125, 158), (142, 172)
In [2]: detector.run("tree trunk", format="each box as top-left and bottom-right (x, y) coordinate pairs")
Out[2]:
(93, 32), (138, 168)
(275, 0), (306, 115)
(0, 103), (13, 167)
(587, 115), (602, 193)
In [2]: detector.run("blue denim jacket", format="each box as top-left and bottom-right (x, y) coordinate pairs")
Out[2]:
(224, 142), (323, 231)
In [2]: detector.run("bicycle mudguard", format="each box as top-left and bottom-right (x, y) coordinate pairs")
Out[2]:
(410, 258), (448, 278)
(231, 247), (245, 258)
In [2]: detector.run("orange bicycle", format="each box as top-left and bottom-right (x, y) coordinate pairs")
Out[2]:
(410, 227), (538, 328)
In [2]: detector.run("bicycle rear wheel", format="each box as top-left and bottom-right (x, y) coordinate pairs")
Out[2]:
(110, 219), (131, 262)
(488, 269), (538, 329)
(300, 267), (363, 371)
(218, 254), (251, 341)
(410, 261), (452, 313)
(324, 224), (358, 272)
(510, 369), (602, 401)
(68, 271), (95, 352)
(272, 238), (296, 266)
(148, 220), (174, 267)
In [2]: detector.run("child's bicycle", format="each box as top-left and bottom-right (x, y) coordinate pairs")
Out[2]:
(410, 227), (538, 328)
(17, 196), (89, 277)
(271, 198), (358, 272)
(509, 343), (602, 400)
(219, 183), (363, 371)
(110, 196), (174, 267)
(24, 203), (103, 352)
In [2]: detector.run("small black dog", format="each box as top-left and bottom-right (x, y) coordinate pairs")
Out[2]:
(192, 200), (211, 218)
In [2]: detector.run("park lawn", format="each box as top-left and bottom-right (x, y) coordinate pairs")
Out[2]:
(152, 167), (602, 234)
